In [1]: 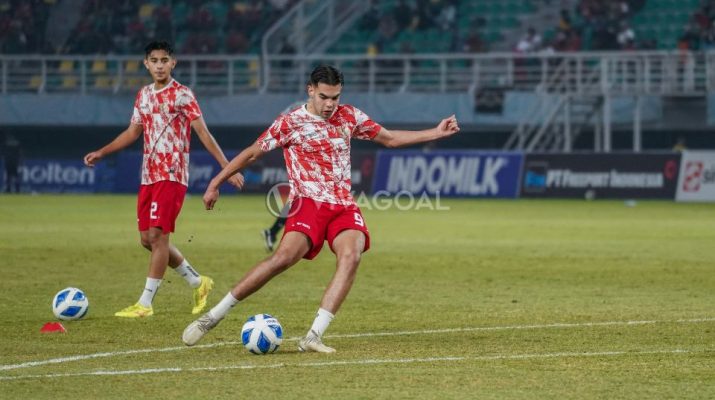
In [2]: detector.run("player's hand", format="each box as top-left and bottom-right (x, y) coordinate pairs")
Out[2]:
(226, 172), (245, 189)
(436, 115), (460, 138)
(83, 151), (102, 167)
(203, 187), (219, 210)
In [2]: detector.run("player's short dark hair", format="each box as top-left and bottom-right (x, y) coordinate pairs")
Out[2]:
(144, 41), (174, 57)
(309, 65), (344, 87)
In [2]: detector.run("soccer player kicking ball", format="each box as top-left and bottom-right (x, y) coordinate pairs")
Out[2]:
(84, 41), (243, 318)
(183, 65), (459, 352)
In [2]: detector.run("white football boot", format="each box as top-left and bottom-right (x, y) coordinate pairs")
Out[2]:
(182, 312), (222, 346)
(298, 330), (336, 353)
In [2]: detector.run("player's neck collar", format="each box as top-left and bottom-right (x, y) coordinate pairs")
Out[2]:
(302, 104), (325, 121)
(152, 79), (175, 93)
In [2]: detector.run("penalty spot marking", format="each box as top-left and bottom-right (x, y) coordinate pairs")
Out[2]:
(0, 348), (705, 381)
(1, 317), (713, 372)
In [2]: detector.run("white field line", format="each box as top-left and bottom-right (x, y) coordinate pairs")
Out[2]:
(0, 349), (705, 381)
(1, 317), (713, 373)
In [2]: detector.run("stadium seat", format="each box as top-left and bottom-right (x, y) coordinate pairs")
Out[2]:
(125, 76), (151, 89)
(91, 60), (107, 74)
(29, 75), (43, 89)
(139, 3), (155, 19)
(94, 76), (114, 89)
(125, 60), (140, 73)
(61, 75), (78, 89)
(59, 60), (74, 74)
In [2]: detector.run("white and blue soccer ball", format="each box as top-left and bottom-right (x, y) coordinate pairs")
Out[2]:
(241, 314), (283, 354)
(52, 287), (89, 321)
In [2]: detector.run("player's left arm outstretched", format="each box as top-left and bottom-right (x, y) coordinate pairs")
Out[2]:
(83, 123), (143, 167)
(202, 141), (265, 210)
(372, 114), (460, 148)
(191, 116), (244, 189)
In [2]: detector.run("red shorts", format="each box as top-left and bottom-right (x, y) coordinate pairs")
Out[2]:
(137, 181), (187, 233)
(283, 197), (371, 260)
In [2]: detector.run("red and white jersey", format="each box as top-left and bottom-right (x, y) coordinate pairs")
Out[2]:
(130, 79), (202, 186)
(258, 104), (382, 206)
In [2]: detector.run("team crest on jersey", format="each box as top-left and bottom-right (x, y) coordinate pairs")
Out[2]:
(159, 103), (170, 114)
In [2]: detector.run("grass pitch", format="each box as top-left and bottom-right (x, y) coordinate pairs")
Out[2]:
(0, 194), (713, 399)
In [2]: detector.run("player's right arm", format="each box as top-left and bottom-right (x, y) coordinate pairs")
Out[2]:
(203, 141), (266, 210)
(83, 123), (143, 167)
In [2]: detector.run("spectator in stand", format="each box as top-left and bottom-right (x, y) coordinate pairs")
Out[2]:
(693, 8), (710, 32)
(393, 0), (412, 32)
(3, 0), (298, 55)
(183, 31), (217, 54)
(436, 0), (457, 32)
(225, 29), (249, 54)
(126, 16), (147, 52)
(241, 3), (262, 35)
(678, 22), (701, 51)
(0, 0), (57, 54)
(616, 21), (635, 50)
(153, 4), (174, 43)
(703, 21), (715, 50)
(549, 29), (581, 53)
(185, 3), (214, 34)
(461, 28), (487, 53)
(616, 0), (630, 19)
(515, 27), (542, 53)
(2, 20), (28, 54)
(375, 13), (398, 52)
(558, 8), (572, 32)
(225, 3), (246, 32)
(360, 3), (380, 31)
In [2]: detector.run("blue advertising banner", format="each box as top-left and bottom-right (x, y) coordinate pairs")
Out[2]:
(372, 150), (523, 198)
(0, 151), (376, 194)
(112, 150), (376, 195)
(17, 158), (110, 193)
(521, 153), (681, 199)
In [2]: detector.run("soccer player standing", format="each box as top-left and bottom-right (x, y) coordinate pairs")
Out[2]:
(83, 41), (243, 318)
(183, 65), (459, 352)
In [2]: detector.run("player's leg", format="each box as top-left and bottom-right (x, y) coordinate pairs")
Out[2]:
(115, 185), (156, 318)
(299, 229), (366, 353)
(319, 229), (365, 313)
(156, 240), (214, 314)
(155, 181), (214, 314)
(141, 235), (201, 287)
(182, 231), (311, 346)
(117, 181), (210, 317)
(115, 227), (168, 318)
(299, 206), (370, 353)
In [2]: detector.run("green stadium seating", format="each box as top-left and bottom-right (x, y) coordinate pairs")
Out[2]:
(329, 0), (535, 54)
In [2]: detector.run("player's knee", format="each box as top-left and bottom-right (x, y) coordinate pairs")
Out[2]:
(139, 238), (152, 250)
(270, 251), (301, 270)
(144, 231), (164, 249)
(337, 249), (361, 270)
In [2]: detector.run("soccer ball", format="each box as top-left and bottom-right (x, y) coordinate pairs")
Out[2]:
(52, 287), (89, 321)
(241, 314), (283, 354)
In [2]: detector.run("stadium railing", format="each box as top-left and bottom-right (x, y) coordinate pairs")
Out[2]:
(1, 51), (713, 96)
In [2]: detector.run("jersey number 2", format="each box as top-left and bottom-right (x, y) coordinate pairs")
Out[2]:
(150, 202), (159, 220)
